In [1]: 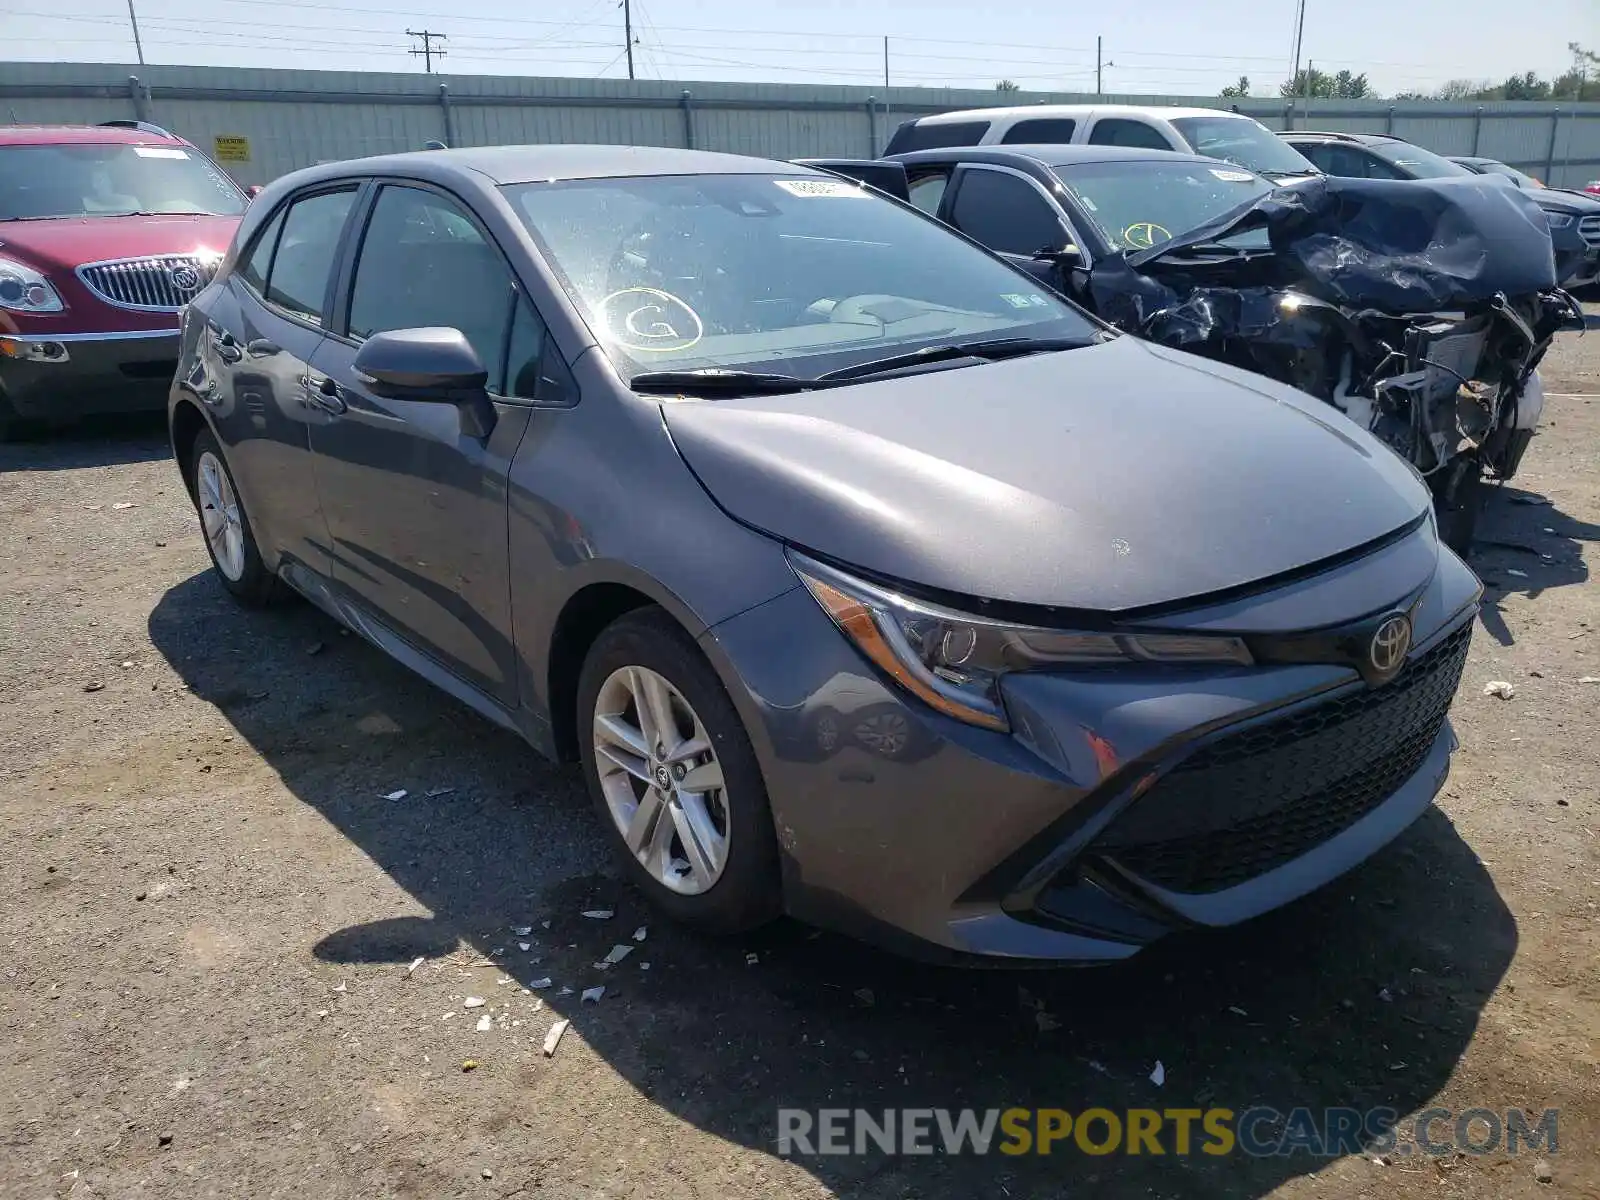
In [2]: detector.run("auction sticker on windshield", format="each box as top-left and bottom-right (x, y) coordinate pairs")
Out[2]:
(774, 179), (868, 198)
(1209, 168), (1257, 182)
(133, 147), (189, 160)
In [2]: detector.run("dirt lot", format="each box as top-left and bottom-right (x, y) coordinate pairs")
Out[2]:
(2, 319), (1598, 1200)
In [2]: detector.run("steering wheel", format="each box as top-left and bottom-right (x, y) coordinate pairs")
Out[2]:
(1121, 222), (1172, 250)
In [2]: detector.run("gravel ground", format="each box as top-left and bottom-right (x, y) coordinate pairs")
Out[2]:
(2, 317), (1597, 1199)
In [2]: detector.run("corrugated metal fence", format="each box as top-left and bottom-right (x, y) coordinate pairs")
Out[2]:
(4, 60), (1599, 189)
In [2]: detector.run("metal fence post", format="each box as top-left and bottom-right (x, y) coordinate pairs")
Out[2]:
(127, 75), (152, 123)
(1544, 107), (1561, 183)
(1471, 105), (1483, 154)
(866, 95), (878, 157)
(1385, 105), (1394, 134)
(679, 90), (695, 149)
(437, 82), (455, 148)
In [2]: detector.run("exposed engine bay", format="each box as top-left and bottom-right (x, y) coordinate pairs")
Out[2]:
(1083, 175), (1585, 548)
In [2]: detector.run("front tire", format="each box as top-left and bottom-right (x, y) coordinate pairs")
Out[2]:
(1431, 455), (1485, 556)
(577, 607), (781, 934)
(188, 428), (280, 606)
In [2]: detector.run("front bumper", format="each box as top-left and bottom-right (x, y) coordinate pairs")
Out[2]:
(701, 534), (1480, 964)
(0, 329), (180, 421)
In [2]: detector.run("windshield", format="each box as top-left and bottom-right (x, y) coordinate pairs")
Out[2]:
(1476, 160), (1542, 188)
(1372, 141), (1475, 180)
(502, 173), (1097, 381)
(1053, 159), (1273, 251)
(1169, 116), (1317, 176)
(0, 142), (246, 219)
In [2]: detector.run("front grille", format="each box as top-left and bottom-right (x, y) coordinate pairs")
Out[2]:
(1579, 215), (1600, 250)
(76, 255), (217, 312)
(1094, 620), (1472, 894)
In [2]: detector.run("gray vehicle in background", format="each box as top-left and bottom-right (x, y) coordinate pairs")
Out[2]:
(169, 145), (1480, 963)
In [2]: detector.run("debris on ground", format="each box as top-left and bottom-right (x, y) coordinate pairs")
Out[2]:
(83, 681), (105, 693)
(528, 978), (552, 990)
(475, 1014), (492, 1032)
(854, 988), (875, 1006)
(382, 789), (408, 801)
(425, 787), (455, 798)
(517, 942), (530, 952)
(639, 962), (650, 971)
(511, 925), (533, 936)
(461, 1059), (478, 1072)
(482, 1168), (494, 1180)
(633, 926), (647, 942)
(112, 502), (137, 511)
(581, 909), (614, 920)
(581, 986), (605, 1004)
(157, 1131), (173, 1146)
(596, 944), (634, 969)
(1150, 1061), (1166, 1087)
(1035, 1010), (1061, 1032)
(1580, 676), (1600, 684)
(543, 1018), (570, 1057)
(1483, 681), (1517, 699)
(305, 641), (325, 656)
(464, 997), (486, 1008)
(1507, 568), (1530, 578)
(1534, 1159), (1554, 1183)
(745, 952), (759, 966)
(1228, 1006), (1248, 1017)
(1378, 987), (1393, 1002)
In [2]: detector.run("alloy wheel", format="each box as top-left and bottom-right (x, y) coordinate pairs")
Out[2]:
(592, 665), (730, 895)
(196, 450), (246, 583)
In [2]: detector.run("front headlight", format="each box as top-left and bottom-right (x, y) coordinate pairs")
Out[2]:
(1544, 211), (1576, 229)
(790, 552), (1252, 732)
(0, 257), (64, 313)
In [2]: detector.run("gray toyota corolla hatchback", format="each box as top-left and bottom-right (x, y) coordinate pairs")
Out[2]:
(169, 145), (1480, 963)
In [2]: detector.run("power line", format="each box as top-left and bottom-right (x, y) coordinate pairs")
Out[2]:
(406, 27), (447, 73)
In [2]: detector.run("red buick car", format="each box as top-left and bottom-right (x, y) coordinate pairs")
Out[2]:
(0, 121), (248, 437)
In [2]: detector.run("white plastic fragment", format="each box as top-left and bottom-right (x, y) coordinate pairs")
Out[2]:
(1506, 568), (1529, 578)
(112, 502), (137, 510)
(464, 997), (487, 1009)
(1579, 676), (1600, 684)
(383, 789), (408, 801)
(332, 982), (347, 993)
(633, 926), (648, 942)
(406, 956), (424, 976)
(1150, 1061), (1165, 1087)
(528, 977), (553, 989)
(581, 986), (605, 1003)
(581, 909), (614, 920)
(1483, 681), (1516, 699)
(542, 1018), (570, 1056)
(639, 962), (650, 971)
(511, 926), (533, 936)
(517, 942), (531, 952)
(596, 944), (634, 969)
(425, 787), (455, 798)
(745, 952), (759, 966)
(1228, 1006), (1248, 1017)
(558, 986), (574, 996)
(475, 1014), (492, 1032)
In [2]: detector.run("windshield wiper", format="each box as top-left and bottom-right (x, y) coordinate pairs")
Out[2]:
(814, 335), (1099, 383)
(1155, 240), (1264, 258)
(627, 368), (814, 395)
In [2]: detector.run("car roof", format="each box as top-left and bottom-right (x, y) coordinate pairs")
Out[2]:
(0, 123), (187, 147)
(904, 104), (1260, 126)
(890, 144), (1226, 169)
(294, 144), (819, 186)
(1280, 130), (1397, 146)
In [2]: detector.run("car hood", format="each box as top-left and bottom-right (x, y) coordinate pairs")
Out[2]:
(1530, 188), (1600, 215)
(0, 214), (239, 270)
(663, 336), (1429, 612)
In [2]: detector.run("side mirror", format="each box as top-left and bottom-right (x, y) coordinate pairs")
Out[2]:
(1033, 243), (1083, 267)
(353, 327), (496, 437)
(244, 184), (264, 201)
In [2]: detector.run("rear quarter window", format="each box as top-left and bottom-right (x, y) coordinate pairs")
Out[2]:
(885, 120), (993, 153)
(1001, 118), (1078, 145)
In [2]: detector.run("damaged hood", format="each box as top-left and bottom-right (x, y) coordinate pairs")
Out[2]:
(664, 336), (1430, 612)
(1123, 173), (1558, 311)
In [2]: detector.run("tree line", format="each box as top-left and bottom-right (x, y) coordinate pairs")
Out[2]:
(1215, 43), (1597, 102)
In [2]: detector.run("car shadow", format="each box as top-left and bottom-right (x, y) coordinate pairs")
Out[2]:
(1469, 483), (1596, 647)
(148, 571), (1516, 1197)
(0, 413), (171, 472)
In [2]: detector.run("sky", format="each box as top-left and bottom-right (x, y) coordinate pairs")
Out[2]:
(2, 0), (1595, 98)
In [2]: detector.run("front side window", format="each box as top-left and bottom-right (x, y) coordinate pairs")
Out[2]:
(0, 142), (245, 220)
(948, 169), (1066, 256)
(1086, 119), (1174, 151)
(1053, 159), (1273, 250)
(238, 208), (285, 296)
(264, 189), (358, 324)
(347, 185), (514, 386)
(1170, 117), (1318, 176)
(503, 172), (1095, 381)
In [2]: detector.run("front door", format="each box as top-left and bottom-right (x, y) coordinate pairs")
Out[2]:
(306, 182), (531, 706)
(943, 165), (1075, 290)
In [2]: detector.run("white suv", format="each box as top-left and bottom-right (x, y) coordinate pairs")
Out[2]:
(883, 104), (1320, 181)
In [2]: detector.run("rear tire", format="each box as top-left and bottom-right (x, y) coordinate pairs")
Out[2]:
(576, 607), (781, 934)
(188, 428), (281, 606)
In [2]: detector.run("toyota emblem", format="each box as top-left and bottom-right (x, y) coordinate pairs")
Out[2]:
(1369, 614), (1412, 678)
(169, 264), (202, 292)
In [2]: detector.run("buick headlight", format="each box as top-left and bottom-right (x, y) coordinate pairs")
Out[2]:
(790, 552), (1252, 732)
(1544, 212), (1576, 229)
(0, 257), (64, 313)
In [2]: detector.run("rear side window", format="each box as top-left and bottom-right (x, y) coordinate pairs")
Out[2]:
(1001, 118), (1078, 144)
(264, 188), (358, 323)
(885, 120), (992, 153)
(1087, 119), (1174, 151)
(948, 168), (1064, 256)
(237, 208), (285, 296)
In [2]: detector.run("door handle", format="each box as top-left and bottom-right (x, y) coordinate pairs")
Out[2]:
(245, 338), (280, 358)
(210, 327), (242, 364)
(304, 375), (347, 415)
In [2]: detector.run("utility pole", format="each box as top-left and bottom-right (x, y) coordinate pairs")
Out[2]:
(407, 29), (447, 73)
(623, 0), (635, 80)
(882, 37), (890, 152)
(1096, 36), (1102, 96)
(126, 0), (145, 66)
(1286, 0), (1307, 127)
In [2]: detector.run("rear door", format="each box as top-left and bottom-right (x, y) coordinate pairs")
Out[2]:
(199, 184), (361, 577)
(305, 180), (533, 706)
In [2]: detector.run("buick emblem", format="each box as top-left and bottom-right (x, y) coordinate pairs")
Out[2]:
(169, 264), (202, 292)
(1369, 614), (1412, 677)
